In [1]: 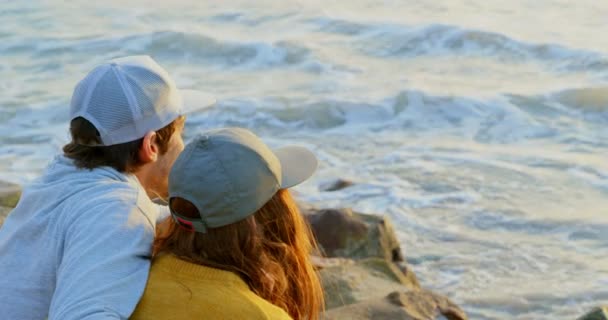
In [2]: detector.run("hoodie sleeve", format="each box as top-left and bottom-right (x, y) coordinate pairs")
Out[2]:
(157, 203), (170, 223)
(48, 197), (155, 320)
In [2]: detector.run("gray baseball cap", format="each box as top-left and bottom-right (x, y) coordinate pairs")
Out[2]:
(70, 55), (215, 146)
(168, 127), (317, 233)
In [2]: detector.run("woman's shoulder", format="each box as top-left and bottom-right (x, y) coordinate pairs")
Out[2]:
(142, 255), (293, 320)
(230, 288), (293, 320)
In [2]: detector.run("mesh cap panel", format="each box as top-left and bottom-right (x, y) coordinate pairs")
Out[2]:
(69, 55), (183, 146)
(70, 66), (107, 118)
(122, 66), (169, 120)
(87, 69), (134, 134)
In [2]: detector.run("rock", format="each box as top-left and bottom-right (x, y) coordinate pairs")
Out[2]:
(307, 208), (367, 258)
(386, 291), (467, 320)
(305, 206), (464, 319)
(311, 256), (355, 269)
(578, 307), (608, 320)
(320, 179), (354, 192)
(360, 258), (419, 290)
(323, 290), (467, 320)
(0, 180), (21, 208)
(323, 297), (414, 320)
(306, 208), (404, 263)
(320, 258), (419, 310)
(0, 206), (12, 228)
(395, 261), (419, 286)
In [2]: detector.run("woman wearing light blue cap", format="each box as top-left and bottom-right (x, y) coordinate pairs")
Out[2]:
(132, 127), (324, 320)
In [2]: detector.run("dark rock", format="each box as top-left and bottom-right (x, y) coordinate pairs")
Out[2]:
(320, 179), (354, 192)
(307, 208), (367, 258)
(306, 208), (404, 263)
(0, 180), (21, 208)
(323, 290), (467, 320)
(578, 307), (608, 320)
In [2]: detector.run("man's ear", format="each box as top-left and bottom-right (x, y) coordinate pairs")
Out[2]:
(139, 131), (159, 164)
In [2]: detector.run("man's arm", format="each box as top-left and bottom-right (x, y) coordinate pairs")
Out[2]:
(48, 201), (155, 320)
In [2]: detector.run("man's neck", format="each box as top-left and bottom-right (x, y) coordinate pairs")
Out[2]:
(134, 166), (157, 200)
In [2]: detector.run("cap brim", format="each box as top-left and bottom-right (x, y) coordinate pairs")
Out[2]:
(181, 89), (217, 114)
(274, 146), (318, 189)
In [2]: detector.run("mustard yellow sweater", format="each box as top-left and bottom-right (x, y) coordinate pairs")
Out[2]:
(131, 254), (292, 320)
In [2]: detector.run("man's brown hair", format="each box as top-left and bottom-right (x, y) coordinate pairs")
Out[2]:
(63, 116), (185, 173)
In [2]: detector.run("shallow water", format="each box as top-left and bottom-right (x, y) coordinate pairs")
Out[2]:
(1, 1), (608, 318)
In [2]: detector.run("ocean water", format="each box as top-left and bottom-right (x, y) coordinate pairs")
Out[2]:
(1, 1), (608, 318)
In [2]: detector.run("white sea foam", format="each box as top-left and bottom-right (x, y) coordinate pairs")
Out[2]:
(1, 1), (608, 319)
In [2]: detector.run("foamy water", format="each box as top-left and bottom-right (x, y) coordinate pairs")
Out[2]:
(2, 1), (608, 318)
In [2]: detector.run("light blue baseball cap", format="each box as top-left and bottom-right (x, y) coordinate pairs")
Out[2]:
(70, 55), (215, 146)
(168, 127), (317, 233)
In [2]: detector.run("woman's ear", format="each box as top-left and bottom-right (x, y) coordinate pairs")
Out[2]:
(139, 131), (159, 163)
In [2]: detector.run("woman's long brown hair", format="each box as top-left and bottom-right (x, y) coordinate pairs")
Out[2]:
(154, 189), (324, 320)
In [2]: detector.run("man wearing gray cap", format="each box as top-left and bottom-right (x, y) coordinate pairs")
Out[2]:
(0, 56), (213, 319)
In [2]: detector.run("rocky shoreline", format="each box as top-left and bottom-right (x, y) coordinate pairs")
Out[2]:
(0, 179), (604, 319)
(304, 207), (466, 319)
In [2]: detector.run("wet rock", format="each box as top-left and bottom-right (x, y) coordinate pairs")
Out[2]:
(320, 179), (354, 192)
(306, 208), (404, 263)
(578, 307), (608, 320)
(0, 180), (21, 208)
(323, 290), (467, 320)
(319, 258), (419, 310)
